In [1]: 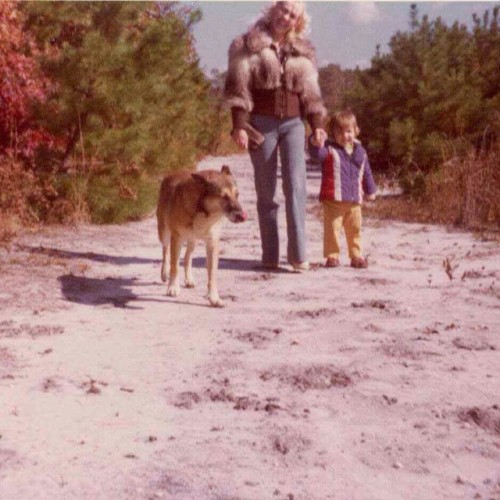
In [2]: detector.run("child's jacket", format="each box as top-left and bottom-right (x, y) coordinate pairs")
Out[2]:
(309, 139), (377, 204)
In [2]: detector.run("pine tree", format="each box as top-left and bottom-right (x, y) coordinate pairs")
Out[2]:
(20, 1), (219, 222)
(472, 5), (500, 150)
(318, 64), (357, 113)
(343, 5), (498, 174)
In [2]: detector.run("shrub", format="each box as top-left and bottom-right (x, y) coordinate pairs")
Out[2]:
(414, 132), (447, 171)
(413, 141), (498, 229)
(388, 117), (417, 167)
(366, 142), (499, 231)
(458, 145), (500, 228)
(0, 157), (41, 240)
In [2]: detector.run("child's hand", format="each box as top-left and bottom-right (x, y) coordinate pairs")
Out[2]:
(365, 193), (377, 201)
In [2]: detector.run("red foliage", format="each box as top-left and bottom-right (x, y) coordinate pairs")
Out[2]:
(0, 1), (55, 159)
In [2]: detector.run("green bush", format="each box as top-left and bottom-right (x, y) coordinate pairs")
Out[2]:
(342, 4), (499, 178)
(388, 117), (417, 166)
(84, 169), (158, 224)
(19, 2), (224, 224)
(414, 132), (446, 170)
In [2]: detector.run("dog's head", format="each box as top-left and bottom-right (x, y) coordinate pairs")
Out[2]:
(192, 165), (247, 223)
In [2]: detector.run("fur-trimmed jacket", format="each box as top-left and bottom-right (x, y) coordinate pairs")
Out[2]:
(224, 19), (326, 130)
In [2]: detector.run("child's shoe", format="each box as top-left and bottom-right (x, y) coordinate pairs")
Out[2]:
(291, 261), (310, 272)
(325, 257), (340, 268)
(351, 256), (368, 269)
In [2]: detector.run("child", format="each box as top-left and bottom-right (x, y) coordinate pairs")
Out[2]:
(309, 110), (377, 268)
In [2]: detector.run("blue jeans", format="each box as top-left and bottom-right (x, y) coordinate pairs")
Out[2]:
(249, 115), (307, 265)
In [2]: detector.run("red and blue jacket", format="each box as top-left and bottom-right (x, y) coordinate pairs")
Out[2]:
(309, 139), (377, 204)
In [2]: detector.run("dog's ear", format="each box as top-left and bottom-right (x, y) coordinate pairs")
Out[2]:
(192, 173), (220, 195)
(221, 165), (232, 176)
(192, 172), (210, 187)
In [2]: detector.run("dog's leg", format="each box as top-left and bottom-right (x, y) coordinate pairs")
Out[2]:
(184, 240), (196, 288)
(206, 237), (224, 308)
(160, 237), (170, 283)
(158, 218), (170, 282)
(167, 232), (182, 297)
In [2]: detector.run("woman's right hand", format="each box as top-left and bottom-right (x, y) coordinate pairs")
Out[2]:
(312, 128), (328, 148)
(231, 128), (249, 150)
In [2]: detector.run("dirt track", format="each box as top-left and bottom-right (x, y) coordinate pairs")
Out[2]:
(0, 154), (499, 500)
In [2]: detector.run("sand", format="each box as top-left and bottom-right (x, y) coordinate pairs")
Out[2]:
(0, 154), (499, 500)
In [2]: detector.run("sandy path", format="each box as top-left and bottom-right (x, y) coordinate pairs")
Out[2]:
(0, 154), (499, 500)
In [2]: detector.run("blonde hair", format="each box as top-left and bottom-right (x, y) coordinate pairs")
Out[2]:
(262, 1), (310, 39)
(329, 110), (361, 137)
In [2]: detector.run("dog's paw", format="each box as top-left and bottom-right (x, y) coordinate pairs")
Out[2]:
(167, 285), (180, 297)
(209, 296), (225, 308)
(184, 279), (195, 289)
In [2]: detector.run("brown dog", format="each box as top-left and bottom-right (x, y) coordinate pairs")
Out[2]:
(157, 165), (247, 307)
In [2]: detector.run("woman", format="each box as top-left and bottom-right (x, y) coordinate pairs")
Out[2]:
(224, 1), (326, 271)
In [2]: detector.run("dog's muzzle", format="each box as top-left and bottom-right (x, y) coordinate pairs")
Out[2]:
(230, 210), (247, 223)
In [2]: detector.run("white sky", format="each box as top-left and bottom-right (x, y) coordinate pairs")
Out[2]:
(189, 1), (496, 72)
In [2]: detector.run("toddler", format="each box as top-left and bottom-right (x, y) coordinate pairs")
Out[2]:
(309, 110), (377, 268)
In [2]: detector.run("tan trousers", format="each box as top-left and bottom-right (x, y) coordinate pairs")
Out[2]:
(322, 200), (363, 259)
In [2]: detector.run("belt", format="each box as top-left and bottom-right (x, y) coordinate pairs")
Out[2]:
(251, 88), (301, 119)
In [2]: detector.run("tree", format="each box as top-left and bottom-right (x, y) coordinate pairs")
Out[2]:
(0, 1), (54, 160)
(472, 5), (500, 151)
(18, 1), (220, 222)
(344, 5), (498, 173)
(318, 64), (357, 113)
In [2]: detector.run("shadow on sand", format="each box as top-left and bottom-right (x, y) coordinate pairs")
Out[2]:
(27, 246), (291, 308)
(18, 244), (291, 273)
(191, 257), (295, 273)
(17, 245), (281, 272)
(58, 274), (232, 310)
(17, 244), (157, 266)
(57, 275), (159, 309)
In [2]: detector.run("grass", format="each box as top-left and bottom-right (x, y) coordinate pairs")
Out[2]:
(365, 143), (500, 235)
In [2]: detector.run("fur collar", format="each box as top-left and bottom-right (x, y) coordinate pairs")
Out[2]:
(245, 20), (317, 65)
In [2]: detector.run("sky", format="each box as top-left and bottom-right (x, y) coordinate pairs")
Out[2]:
(189, 1), (496, 73)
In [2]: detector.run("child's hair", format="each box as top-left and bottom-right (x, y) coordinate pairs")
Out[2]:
(328, 110), (360, 137)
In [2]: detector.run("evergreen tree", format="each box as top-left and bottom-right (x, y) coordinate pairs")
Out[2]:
(472, 5), (500, 149)
(343, 5), (499, 174)
(20, 1), (219, 222)
(318, 64), (357, 113)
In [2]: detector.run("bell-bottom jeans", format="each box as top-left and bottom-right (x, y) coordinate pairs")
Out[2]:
(249, 114), (307, 266)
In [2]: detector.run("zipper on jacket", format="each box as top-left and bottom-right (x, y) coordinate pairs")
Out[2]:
(273, 44), (287, 119)
(279, 55), (287, 119)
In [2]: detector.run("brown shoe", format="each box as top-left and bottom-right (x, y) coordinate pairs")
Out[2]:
(262, 262), (279, 271)
(351, 256), (368, 269)
(325, 257), (340, 268)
